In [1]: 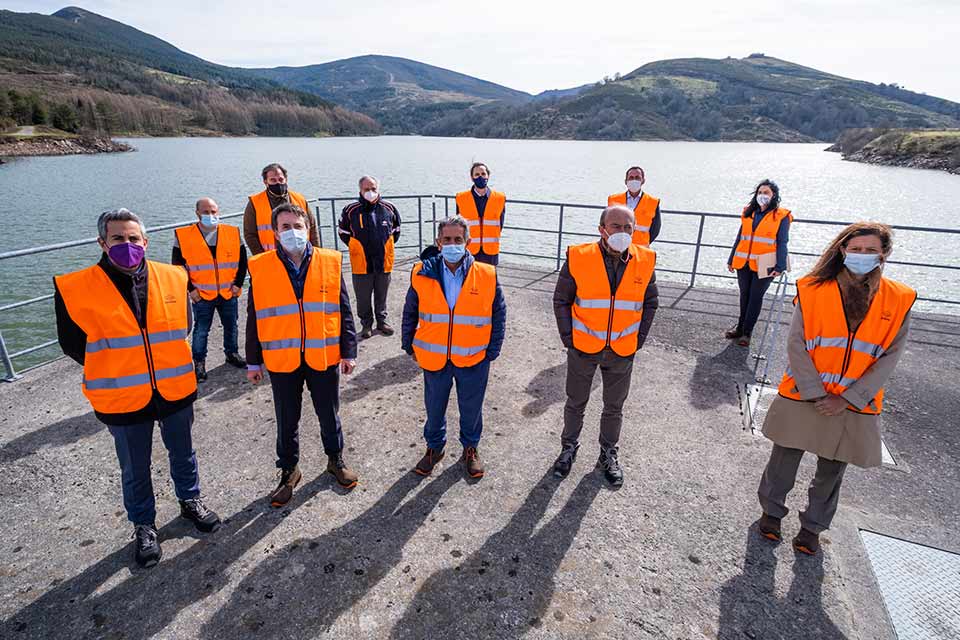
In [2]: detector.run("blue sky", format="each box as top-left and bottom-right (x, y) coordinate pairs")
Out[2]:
(6, 0), (960, 101)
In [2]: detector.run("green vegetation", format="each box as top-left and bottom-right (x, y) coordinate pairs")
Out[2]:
(829, 128), (960, 173)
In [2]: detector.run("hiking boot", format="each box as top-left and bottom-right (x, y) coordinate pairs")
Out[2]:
(414, 447), (445, 476)
(133, 523), (162, 568)
(225, 352), (246, 368)
(179, 497), (222, 533)
(269, 466), (302, 507)
(758, 513), (782, 542)
(597, 447), (623, 486)
(793, 528), (821, 555)
(360, 325), (374, 339)
(724, 327), (744, 339)
(327, 453), (358, 489)
(553, 443), (580, 478)
(461, 447), (484, 479)
(377, 322), (395, 336)
(737, 334), (752, 347)
(195, 360), (207, 382)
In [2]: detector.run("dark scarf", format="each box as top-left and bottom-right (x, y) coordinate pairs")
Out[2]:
(837, 266), (882, 331)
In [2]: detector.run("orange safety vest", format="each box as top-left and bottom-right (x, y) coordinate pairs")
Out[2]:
(55, 261), (196, 414)
(607, 191), (660, 246)
(569, 242), (656, 357)
(249, 189), (309, 253)
(344, 202), (396, 276)
(411, 260), (496, 371)
(778, 276), (915, 414)
(174, 223), (242, 300)
(456, 189), (504, 256)
(730, 207), (793, 272)
(248, 248), (342, 373)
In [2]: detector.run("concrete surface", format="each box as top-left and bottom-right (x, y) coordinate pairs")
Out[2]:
(1, 259), (958, 639)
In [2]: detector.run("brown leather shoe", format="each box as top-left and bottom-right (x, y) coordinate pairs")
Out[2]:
(359, 325), (374, 340)
(724, 327), (744, 339)
(461, 447), (484, 479)
(269, 466), (302, 508)
(414, 447), (445, 476)
(737, 334), (751, 347)
(758, 513), (782, 542)
(377, 322), (395, 336)
(793, 528), (821, 555)
(327, 454), (358, 489)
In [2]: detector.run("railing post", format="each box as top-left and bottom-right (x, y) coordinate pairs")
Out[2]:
(689, 214), (706, 288)
(444, 196), (449, 217)
(555, 204), (565, 271)
(417, 197), (423, 253)
(0, 331), (21, 382)
(315, 205), (324, 248)
(330, 199), (338, 251)
(432, 200), (437, 231)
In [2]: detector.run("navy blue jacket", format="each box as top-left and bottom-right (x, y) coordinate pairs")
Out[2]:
(400, 247), (506, 362)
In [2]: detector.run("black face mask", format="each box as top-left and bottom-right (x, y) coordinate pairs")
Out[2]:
(267, 183), (288, 197)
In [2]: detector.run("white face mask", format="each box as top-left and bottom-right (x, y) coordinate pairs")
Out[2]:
(756, 194), (772, 208)
(626, 179), (643, 193)
(362, 190), (378, 203)
(605, 231), (632, 253)
(278, 228), (308, 254)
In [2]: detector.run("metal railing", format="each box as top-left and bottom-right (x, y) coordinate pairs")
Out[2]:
(2, 193), (959, 381)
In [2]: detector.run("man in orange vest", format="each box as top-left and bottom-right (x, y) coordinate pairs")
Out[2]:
(338, 175), (402, 339)
(606, 166), (661, 246)
(246, 203), (359, 506)
(552, 204), (660, 486)
(454, 162), (504, 266)
(54, 209), (221, 568)
(242, 162), (320, 255)
(172, 197), (247, 381)
(400, 215), (507, 479)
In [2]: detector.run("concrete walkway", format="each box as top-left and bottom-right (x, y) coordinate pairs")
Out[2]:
(1, 261), (958, 639)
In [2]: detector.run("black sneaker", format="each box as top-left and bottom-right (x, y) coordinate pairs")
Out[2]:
(553, 443), (579, 478)
(597, 447), (624, 487)
(133, 523), (162, 568)
(179, 497), (222, 533)
(225, 352), (246, 368)
(195, 360), (207, 382)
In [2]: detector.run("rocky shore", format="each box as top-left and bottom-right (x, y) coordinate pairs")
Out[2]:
(828, 128), (960, 175)
(0, 136), (133, 159)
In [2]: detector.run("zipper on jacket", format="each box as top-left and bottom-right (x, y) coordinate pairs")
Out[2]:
(834, 283), (855, 385)
(606, 292), (616, 346)
(298, 299), (306, 354)
(141, 328), (158, 389)
(446, 306), (454, 361)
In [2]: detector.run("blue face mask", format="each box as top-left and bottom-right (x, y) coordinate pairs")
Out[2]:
(472, 176), (488, 189)
(843, 252), (882, 275)
(279, 228), (308, 254)
(441, 243), (466, 263)
(200, 214), (219, 227)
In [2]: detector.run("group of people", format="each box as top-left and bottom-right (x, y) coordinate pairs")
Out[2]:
(54, 161), (914, 568)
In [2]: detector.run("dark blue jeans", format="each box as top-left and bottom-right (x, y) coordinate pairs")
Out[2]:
(736, 267), (774, 335)
(422, 359), (490, 450)
(191, 295), (239, 361)
(269, 362), (344, 470)
(106, 405), (201, 526)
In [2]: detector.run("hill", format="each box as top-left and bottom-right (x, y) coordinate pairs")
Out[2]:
(0, 7), (379, 137)
(250, 55), (530, 134)
(828, 128), (960, 174)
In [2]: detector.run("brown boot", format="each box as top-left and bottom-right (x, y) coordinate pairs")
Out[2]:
(377, 322), (395, 336)
(724, 327), (744, 339)
(269, 466), (302, 508)
(758, 513), (782, 542)
(793, 528), (821, 555)
(327, 453), (358, 489)
(461, 447), (484, 479)
(414, 447), (445, 476)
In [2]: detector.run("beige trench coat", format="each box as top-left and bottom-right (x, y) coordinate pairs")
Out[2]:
(761, 305), (911, 468)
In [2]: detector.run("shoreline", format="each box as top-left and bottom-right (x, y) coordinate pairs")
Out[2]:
(0, 136), (134, 160)
(827, 128), (960, 175)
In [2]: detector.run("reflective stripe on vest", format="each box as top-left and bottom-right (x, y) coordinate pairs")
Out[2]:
(175, 224), (242, 300)
(568, 242), (656, 357)
(248, 248), (342, 373)
(730, 208), (792, 272)
(777, 276), (916, 414)
(55, 261), (196, 413)
(607, 192), (659, 246)
(410, 260), (497, 371)
(456, 190), (505, 256)
(250, 190), (309, 254)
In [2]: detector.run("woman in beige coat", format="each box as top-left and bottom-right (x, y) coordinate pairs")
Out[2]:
(757, 222), (914, 555)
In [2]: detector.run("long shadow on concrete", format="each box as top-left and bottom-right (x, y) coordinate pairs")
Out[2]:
(688, 342), (753, 410)
(717, 527), (845, 640)
(341, 353), (420, 404)
(201, 466), (460, 638)
(198, 363), (254, 404)
(389, 471), (603, 639)
(1, 475), (332, 639)
(0, 410), (101, 464)
(521, 362), (601, 419)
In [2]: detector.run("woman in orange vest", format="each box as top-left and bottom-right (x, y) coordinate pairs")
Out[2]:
(54, 209), (221, 568)
(454, 161), (505, 266)
(726, 180), (792, 346)
(756, 222), (914, 555)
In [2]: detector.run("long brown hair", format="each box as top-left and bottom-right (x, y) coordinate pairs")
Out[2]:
(808, 222), (894, 284)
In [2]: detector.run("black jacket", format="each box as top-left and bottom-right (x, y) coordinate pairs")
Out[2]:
(337, 198), (401, 273)
(552, 241), (660, 351)
(54, 254), (197, 426)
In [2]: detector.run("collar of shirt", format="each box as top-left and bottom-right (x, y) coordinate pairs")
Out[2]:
(440, 258), (468, 310)
(626, 191), (643, 210)
(198, 223), (219, 245)
(278, 242), (313, 277)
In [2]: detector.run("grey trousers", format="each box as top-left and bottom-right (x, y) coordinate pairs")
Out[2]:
(352, 272), (391, 328)
(758, 443), (848, 534)
(561, 348), (634, 450)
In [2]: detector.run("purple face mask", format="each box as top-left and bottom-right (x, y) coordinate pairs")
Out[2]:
(108, 242), (145, 269)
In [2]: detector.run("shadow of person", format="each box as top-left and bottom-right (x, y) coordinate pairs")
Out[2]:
(688, 342), (753, 410)
(1, 475), (331, 639)
(201, 465), (461, 638)
(717, 525), (846, 640)
(0, 410), (102, 464)
(522, 363), (566, 418)
(389, 470), (603, 639)
(341, 353), (421, 404)
(198, 363), (256, 404)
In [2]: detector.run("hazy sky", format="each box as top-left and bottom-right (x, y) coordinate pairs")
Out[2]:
(6, 0), (960, 101)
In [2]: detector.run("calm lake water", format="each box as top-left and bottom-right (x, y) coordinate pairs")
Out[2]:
(1, 136), (959, 367)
